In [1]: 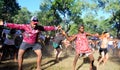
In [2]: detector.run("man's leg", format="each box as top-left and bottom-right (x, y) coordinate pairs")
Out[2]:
(14, 51), (18, 62)
(34, 49), (42, 70)
(73, 53), (79, 70)
(88, 54), (95, 70)
(18, 49), (25, 70)
(0, 52), (3, 61)
(103, 53), (109, 65)
(58, 48), (62, 59)
(13, 46), (18, 62)
(55, 48), (62, 62)
(97, 52), (105, 67)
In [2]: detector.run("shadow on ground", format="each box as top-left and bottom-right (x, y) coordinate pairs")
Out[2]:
(76, 57), (97, 70)
(41, 55), (69, 70)
(109, 56), (120, 65)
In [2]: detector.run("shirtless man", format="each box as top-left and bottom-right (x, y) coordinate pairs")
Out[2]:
(97, 32), (110, 67)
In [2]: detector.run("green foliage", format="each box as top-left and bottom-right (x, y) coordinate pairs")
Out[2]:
(38, 0), (118, 37)
(115, 10), (120, 20)
(38, 0), (83, 29)
(0, 0), (20, 22)
(12, 7), (31, 24)
(38, 0), (62, 26)
(104, 0), (120, 13)
(82, 12), (98, 33)
(68, 24), (78, 36)
(0, 0), (4, 14)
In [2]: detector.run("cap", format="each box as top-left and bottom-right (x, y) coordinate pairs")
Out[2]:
(31, 16), (38, 22)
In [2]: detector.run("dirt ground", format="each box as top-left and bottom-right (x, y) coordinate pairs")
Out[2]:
(0, 48), (120, 70)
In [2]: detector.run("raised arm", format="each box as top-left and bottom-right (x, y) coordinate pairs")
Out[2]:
(5, 23), (27, 30)
(61, 29), (77, 42)
(86, 32), (99, 37)
(0, 20), (26, 30)
(36, 25), (61, 31)
(86, 32), (94, 36)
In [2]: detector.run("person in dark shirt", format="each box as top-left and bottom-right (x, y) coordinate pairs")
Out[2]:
(52, 32), (65, 62)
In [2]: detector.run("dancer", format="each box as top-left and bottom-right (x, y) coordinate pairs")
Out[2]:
(97, 32), (110, 67)
(61, 24), (96, 70)
(0, 16), (61, 70)
(52, 31), (65, 62)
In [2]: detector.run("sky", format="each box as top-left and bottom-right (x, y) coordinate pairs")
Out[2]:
(17, 0), (111, 19)
(17, 0), (43, 13)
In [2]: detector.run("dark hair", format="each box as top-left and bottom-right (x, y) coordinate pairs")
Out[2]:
(103, 31), (108, 34)
(10, 29), (16, 34)
(79, 24), (84, 28)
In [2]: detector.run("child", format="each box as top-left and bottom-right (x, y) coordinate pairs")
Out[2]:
(61, 25), (96, 70)
(52, 32), (65, 62)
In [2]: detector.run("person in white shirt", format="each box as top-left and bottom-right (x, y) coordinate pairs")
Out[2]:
(107, 36), (115, 55)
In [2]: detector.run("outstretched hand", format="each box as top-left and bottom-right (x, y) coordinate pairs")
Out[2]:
(57, 25), (62, 30)
(56, 25), (66, 35)
(61, 29), (66, 35)
(0, 19), (3, 25)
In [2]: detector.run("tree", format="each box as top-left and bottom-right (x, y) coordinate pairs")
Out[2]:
(37, 0), (62, 26)
(81, 0), (120, 36)
(0, 0), (4, 16)
(0, 0), (20, 22)
(38, 0), (84, 35)
(38, 0), (119, 36)
(12, 7), (31, 24)
(113, 10), (120, 38)
(102, 0), (120, 38)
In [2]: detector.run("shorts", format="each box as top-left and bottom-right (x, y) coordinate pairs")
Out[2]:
(52, 42), (59, 49)
(20, 42), (42, 50)
(80, 52), (92, 57)
(99, 48), (108, 55)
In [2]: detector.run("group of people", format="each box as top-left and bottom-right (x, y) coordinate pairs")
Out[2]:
(0, 16), (120, 70)
(1, 28), (22, 62)
(0, 16), (63, 70)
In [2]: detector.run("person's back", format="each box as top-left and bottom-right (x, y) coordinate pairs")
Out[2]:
(2, 29), (18, 61)
(53, 33), (65, 44)
(3, 29), (16, 45)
